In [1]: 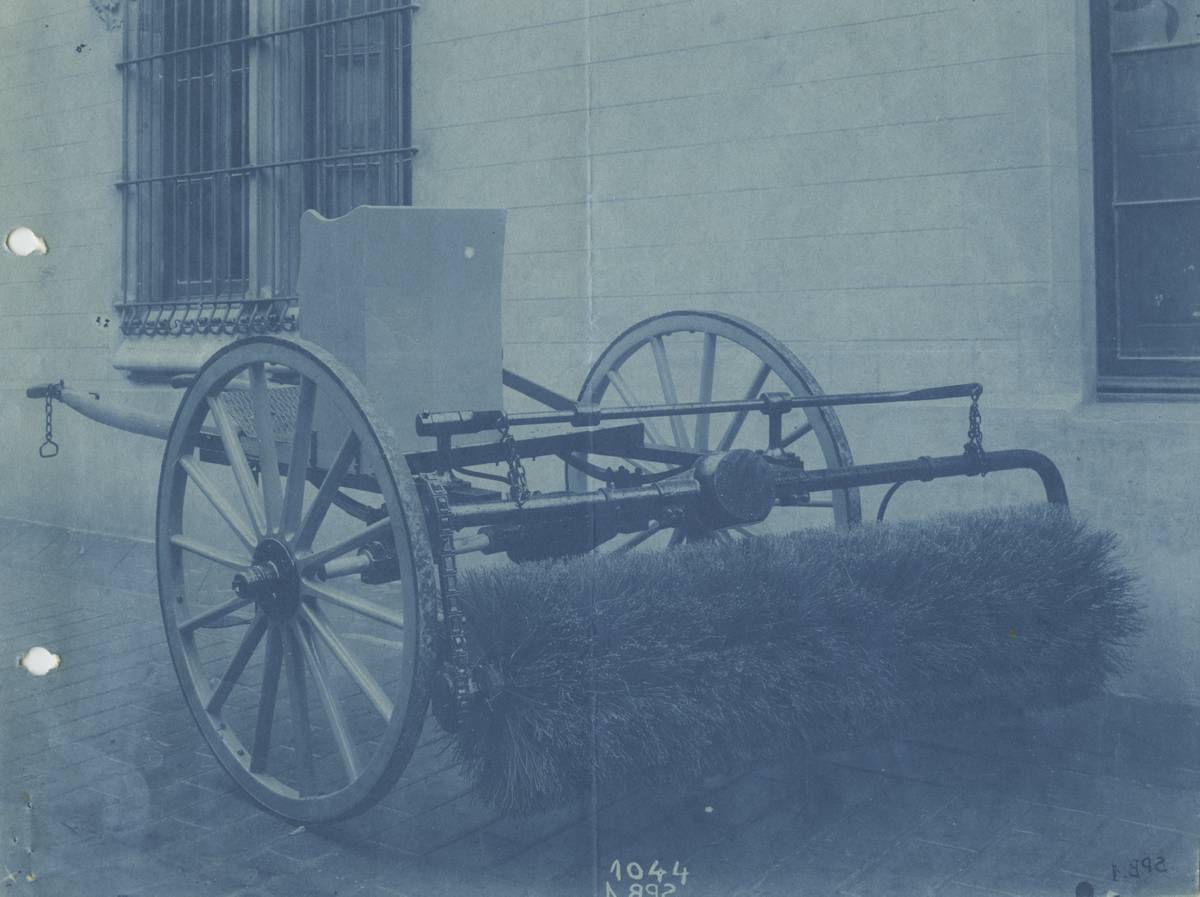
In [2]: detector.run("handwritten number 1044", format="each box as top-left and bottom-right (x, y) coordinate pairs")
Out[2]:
(606, 859), (689, 897)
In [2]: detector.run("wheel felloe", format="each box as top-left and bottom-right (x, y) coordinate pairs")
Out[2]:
(568, 311), (861, 551)
(157, 337), (436, 823)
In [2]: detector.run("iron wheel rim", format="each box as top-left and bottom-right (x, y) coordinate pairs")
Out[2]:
(156, 336), (436, 823)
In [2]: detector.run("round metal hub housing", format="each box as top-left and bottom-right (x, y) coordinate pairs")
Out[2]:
(238, 537), (300, 620)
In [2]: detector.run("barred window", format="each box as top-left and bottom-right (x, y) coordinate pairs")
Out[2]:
(118, 0), (414, 339)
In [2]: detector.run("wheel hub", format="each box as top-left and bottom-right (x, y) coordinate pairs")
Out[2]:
(232, 537), (300, 619)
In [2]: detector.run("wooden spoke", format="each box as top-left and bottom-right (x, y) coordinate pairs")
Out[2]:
(668, 528), (686, 547)
(250, 624), (284, 773)
(650, 336), (690, 449)
(159, 338), (433, 822)
(283, 623), (315, 797)
(297, 618), (361, 782)
(303, 579), (404, 629)
(179, 594), (253, 634)
(249, 364), (284, 533)
(299, 517), (391, 574)
(283, 376), (318, 537)
(300, 603), (394, 722)
(733, 526), (756, 538)
(606, 369), (669, 446)
(207, 395), (267, 538)
(612, 523), (661, 553)
(179, 457), (257, 551)
(206, 614), (269, 715)
(780, 420), (813, 449)
(294, 430), (360, 551)
(716, 362), (772, 452)
(171, 534), (248, 570)
(695, 332), (717, 451)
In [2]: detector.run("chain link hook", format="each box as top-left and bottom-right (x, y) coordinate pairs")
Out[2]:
(495, 416), (530, 507)
(964, 384), (985, 473)
(38, 381), (62, 459)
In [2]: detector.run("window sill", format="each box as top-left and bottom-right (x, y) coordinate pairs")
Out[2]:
(112, 332), (242, 375)
(1071, 395), (1200, 426)
(1097, 375), (1200, 402)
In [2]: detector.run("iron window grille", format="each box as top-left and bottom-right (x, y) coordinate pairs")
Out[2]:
(118, 0), (415, 339)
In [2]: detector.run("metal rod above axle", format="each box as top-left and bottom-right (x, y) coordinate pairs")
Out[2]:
(416, 383), (983, 437)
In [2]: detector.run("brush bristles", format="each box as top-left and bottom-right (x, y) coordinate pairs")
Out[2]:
(454, 505), (1142, 815)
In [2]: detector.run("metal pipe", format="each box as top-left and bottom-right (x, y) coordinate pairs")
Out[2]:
(446, 447), (1067, 532)
(773, 449), (1068, 507)
(449, 478), (702, 528)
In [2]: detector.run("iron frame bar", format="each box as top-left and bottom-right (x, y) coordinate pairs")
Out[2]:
(418, 383), (984, 437)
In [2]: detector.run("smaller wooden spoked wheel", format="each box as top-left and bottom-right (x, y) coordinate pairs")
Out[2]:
(568, 311), (862, 550)
(157, 337), (436, 823)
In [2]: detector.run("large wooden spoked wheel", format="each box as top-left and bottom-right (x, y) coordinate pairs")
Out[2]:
(568, 311), (861, 549)
(157, 336), (436, 823)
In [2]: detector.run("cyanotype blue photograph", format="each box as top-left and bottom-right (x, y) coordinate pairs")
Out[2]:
(0, 1), (1196, 895)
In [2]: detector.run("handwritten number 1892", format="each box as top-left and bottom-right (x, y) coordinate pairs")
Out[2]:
(1112, 856), (1167, 880)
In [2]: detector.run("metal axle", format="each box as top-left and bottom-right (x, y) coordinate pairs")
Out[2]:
(446, 447), (1067, 533)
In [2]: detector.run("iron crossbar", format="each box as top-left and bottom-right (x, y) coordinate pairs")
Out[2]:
(417, 383), (983, 437)
(115, 147), (419, 189)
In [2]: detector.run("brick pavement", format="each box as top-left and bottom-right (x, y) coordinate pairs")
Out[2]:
(1, 517), (1198, 897)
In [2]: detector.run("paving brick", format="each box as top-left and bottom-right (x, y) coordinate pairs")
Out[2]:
(744, 843), (865, 897)
(491, 822), (621, 890)
(1010, 802), (1106, 844)
(185, 765), (245, 796)
(395, 737), (458, 785)
(370, 794), (500, 855)
(931, 882), (1017, 897)
(0, 522), (66, 564)
(314, 804), (413, 847)
(364, 865), (547, 897)
(617, 805), (730, 865)
(839, 836), (977, 897)
(484, 800), (589, 847)
(288, 840), (417, 887)
(422, 829), (525, 870)
(266, 826), (347, 863)
(953, 830), (1075, 895)
(1054, 817), (1192, 884)
(378, 766), (474, 817)
(170, 787), (261, 828)
(3, 517), (1200, 897)
(814, 779), (957, 860)
(708, 772), (806, 827)
(594, 779), (701, 836)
